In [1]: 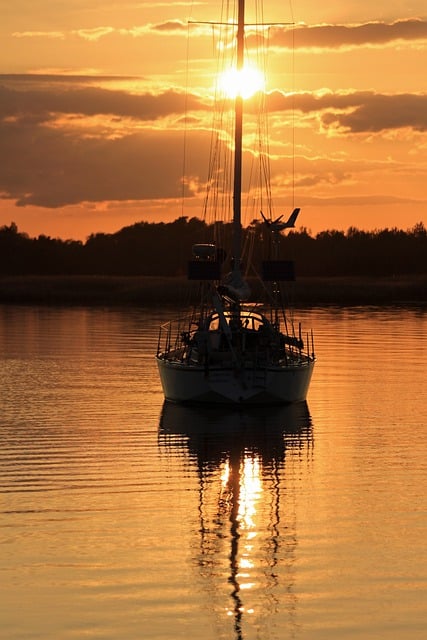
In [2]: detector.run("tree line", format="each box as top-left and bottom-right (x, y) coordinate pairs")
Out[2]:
(0, 218), (426, 277)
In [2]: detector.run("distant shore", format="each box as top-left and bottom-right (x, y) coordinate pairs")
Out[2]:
(0, 275), (425, 307)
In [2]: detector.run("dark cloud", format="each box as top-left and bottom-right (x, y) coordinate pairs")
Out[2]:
(321, 94), (427, 133)
(0, 117), (213, 208)
(0, 77), (203, 122)
(264, 90), (427, 133)
(270, 18), (427, 49)
(0, 75), (211, 207)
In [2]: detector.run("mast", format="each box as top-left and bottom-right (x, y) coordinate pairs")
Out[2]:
(232, 0), (245, 277)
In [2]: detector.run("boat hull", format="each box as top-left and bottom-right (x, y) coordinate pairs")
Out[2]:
(156, 356), (315, 405)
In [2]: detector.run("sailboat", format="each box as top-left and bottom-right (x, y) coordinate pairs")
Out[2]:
(156, 0), (315, 404)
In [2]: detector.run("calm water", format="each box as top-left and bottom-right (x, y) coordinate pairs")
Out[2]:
(0, 304), (426, 639)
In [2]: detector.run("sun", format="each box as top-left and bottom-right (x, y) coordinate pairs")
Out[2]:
(218, 65), (265, 99)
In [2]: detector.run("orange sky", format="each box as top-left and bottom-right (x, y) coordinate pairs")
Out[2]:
(1, 1), (426, 240)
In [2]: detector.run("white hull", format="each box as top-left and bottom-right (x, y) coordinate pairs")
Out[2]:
(157, 356), (315, 405)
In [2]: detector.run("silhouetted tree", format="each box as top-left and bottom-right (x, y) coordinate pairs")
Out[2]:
(0, 219), (426, 277)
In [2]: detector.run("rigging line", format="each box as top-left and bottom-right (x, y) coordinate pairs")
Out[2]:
(259, 26), (273, 216)
(214, 21), (232, 232)
(204, 23), (225, 228)
(181, 19), (192, 219)
(203, 10), (234, 245)
(181, 0), (199, 219)
(288, 0), (296, 209)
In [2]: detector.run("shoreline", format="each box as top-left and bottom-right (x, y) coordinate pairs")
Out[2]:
(0, 274), (425, 307)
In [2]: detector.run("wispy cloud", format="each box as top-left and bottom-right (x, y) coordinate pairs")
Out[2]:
(12, 31), (65, 40)
(74, 27), (115, 42)
(13, 27), (116, 42)
(149, 19), (188, 33)
(12, 17), (427, 48)
(12, 20), (192, 42)
(131, 1), (202, 6)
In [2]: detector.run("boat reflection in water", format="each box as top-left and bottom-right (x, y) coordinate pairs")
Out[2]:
(159, 401), (312, 639)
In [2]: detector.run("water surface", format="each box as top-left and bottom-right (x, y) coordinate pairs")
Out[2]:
(1, 305), (426, 639)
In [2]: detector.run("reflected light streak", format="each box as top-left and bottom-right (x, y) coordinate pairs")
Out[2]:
(238, 456), (263, 531)
(240, 557), (253, 569)
(227, 453), (264, 609)
(220, 460), (230, 487)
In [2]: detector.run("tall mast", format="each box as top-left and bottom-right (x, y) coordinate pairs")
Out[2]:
(232, 0), (245, 276)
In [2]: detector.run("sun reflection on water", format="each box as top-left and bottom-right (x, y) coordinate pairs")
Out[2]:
(239, 456), (263, 529)
(158, 401), (313, 639)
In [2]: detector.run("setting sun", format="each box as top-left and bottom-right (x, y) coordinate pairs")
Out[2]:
(218, 65), (265, 99)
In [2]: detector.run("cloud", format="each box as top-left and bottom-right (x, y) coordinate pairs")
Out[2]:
(129, 1), (203, 6)
(270, 18), (427, 50)
(12, 26), (121, 41)
(0, 73), (137, 84)
(0, 75), (212, 208)
(320, 94), (427, 133)
(0, 122), (201, 207)
(74, 27), (115, 41)
(11, 20), (191, 42)
(12, 31), (65, 40)
(0, 79), (204, 122)
(1, 75), (426, 211)
(149, 20), (188, 33)
(300, 194), (427, 207)
(264, 90), (427, 133)
(0, 112), (213, 208)
(13, 17), (427, 48)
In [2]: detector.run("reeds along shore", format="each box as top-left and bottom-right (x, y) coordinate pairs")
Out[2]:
(0, 275), (426, 306)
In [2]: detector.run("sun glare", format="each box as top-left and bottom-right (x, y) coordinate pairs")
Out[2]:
(219, 65), (265, 99)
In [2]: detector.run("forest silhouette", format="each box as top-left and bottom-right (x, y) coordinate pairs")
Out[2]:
(0, 218), (426, 277)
